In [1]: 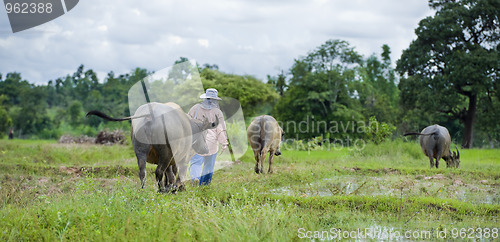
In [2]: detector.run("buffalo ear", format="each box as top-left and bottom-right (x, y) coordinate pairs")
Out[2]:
(452, 151), (457, 159)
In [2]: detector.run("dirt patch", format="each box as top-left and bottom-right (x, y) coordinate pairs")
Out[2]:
(58, 166), (82, 176)
(348, 167), (361, 172)
(58, 135), (96, 144)
(95, 130), (126, 145)
(383, 167), (400, 174)
(58, 130), (126, 145)
(424, 174), (446, 180)
(453, 179), (464, 186)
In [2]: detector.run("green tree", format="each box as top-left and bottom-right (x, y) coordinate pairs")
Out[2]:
(357, 45), (399, 123)
(0, 72), (31, 106)
(267, 70), (287, 96)
(200, 68), (279, 118)
(274, 39), (365, 139)
(0, 95), (12, 138)
(15, 85), (51, 136)
(396, 0), (499, 148)
(68, 100), (83, 127)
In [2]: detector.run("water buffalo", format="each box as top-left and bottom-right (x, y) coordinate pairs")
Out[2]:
(86, 102), (218, 192)
(247, 115), (284, 174)
(404, 124), (460, 168)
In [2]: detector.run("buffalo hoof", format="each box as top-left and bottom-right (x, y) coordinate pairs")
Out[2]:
(158, 186), (177, 194)
(255, 167), (261, 174)
(177, 184), (186, 192)
(166, 184), (177, 193)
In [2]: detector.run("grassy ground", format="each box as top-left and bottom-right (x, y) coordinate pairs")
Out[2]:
(0, 139), (498, 241)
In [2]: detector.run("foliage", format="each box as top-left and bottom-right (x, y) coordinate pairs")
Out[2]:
(273, 40), (400, 141)
(281, 136), (322, 151)
(365, 116), (396, 144)
(396, 0), (500, 148)
(0, 62), (279, 139)
(0, 95), (12, 138)
(274, 39), (364, 139)
(356, 45), (399, 124)
(200, 68), (279, 118)
(225, 120), (248, 155)
(267, 70), (287, 96)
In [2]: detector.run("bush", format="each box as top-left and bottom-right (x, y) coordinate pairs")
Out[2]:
(282, 136), (322, 151)
(366, 116), (396, 144)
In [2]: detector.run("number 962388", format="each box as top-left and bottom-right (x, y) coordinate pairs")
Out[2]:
(5, 2), (53, 14)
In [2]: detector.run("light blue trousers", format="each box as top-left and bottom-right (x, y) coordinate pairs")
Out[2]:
(189, 154), (217, 185)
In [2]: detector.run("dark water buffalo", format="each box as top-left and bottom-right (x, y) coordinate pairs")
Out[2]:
(87, 102), (218, 192)
(247, 115), (284, 174)
(404, 124), (460, 168)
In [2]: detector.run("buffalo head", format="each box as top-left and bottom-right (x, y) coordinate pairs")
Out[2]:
(452, 146), (460, 168)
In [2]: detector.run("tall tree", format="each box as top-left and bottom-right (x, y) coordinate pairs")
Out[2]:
(267, 70), (287, 96)
(397, 0), (499, 148)
(273, 39), (364, 139)
(0, 95), (12, 138)
(200, 68), (279, 118)
(357, 45), (399, 123)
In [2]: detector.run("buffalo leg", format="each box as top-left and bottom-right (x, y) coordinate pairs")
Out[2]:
(268, 152), (274, 174)
(155, 163), (167, 192)
(165, 165), (175, 191)
(435, 157), (440, 168)
(138, 158), (147, 189)
(165, 157), (177, 193)
(170, 164), (183, 191)
(174, 157), (188, 191)
(153, 145), (168, 192)
(258, 149), (267, 174)
(254, 150), (261, 174)
(435, 151), (443, 169)
(425, 148), (434, 168)
(133, 140), (150, 189)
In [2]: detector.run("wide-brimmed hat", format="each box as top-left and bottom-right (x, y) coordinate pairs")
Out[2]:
(200, 88), (222, 100)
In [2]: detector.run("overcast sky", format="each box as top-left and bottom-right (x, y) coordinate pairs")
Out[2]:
(0, 0), (434, 84)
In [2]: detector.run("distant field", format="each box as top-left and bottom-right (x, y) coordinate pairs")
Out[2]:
(0, 139), (498, 241)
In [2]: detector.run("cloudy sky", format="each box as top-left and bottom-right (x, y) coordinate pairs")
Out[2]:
(0, 0), (434, 84)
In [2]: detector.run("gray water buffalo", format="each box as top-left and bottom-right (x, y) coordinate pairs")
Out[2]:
(404, 124), (460, 168)
(247, 115), (284, 174)
(87, 102), (218, 192)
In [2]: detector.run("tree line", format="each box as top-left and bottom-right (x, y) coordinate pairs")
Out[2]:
(0, 0), (498, 148)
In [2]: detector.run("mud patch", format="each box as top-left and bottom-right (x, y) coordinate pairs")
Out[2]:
(58, 166), (82, 176)
(269, 174), (499, 204)
(424, 174), (446, 180)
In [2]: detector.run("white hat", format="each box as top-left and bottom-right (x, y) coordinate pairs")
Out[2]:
(200, 88), (222, 100)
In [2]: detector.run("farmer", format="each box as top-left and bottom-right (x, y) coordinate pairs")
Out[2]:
(188, 88), (228, 185)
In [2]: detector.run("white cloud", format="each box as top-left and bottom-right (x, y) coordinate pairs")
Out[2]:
(0, 0), (434, 83)
(198, 39), (209, 48)
(168, 35), (184, 45)
(97, 25), (108, 31)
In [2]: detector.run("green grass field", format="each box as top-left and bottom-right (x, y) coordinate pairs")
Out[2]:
(0, 139), (498, 241)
